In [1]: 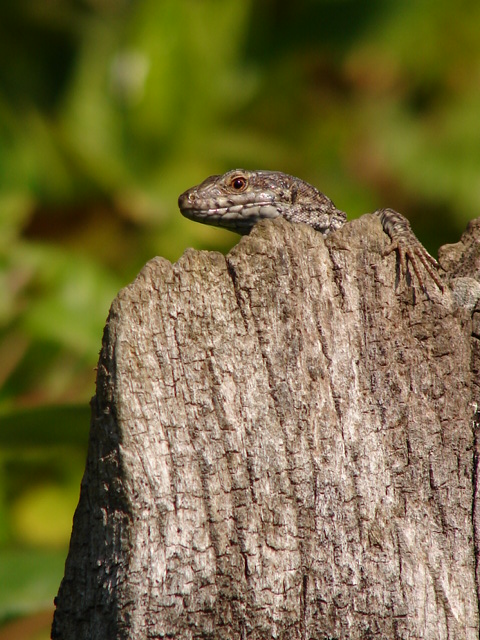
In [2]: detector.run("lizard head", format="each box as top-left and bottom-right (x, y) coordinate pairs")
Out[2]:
(178, 169), (345, 235)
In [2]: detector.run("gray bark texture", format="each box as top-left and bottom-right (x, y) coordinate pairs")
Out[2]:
(52, 215), (480, 640)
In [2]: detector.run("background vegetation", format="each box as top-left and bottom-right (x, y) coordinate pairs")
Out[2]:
(1, 0), (479, 637)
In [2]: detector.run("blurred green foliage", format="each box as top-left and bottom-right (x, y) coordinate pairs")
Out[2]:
(1, 0), (479, 633)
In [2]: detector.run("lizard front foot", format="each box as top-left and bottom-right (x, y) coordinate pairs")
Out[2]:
(375, 208), (444, 293)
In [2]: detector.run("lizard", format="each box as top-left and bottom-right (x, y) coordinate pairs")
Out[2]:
(178, 168), (444, 292)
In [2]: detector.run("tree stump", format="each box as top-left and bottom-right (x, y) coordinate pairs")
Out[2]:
(52, 215), (480, 639)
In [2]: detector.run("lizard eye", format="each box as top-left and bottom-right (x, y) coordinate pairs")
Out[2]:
(230, 176), (247, 191)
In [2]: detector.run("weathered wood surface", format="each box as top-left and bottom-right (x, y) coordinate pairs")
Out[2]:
(52, 215), (480, 639)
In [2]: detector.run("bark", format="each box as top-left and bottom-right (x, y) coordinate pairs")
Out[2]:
(52, 215), (480, 640)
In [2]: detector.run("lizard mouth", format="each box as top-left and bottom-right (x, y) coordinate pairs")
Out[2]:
(178, 198), (279, 234)
(179, 198), (276, 219)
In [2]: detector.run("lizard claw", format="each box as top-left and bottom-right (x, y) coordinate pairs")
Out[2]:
(375, 208), (444, 293)
(383, 239), (444, 292)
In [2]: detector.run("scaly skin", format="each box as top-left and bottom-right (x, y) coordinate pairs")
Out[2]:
(178, 169), (444, 292)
